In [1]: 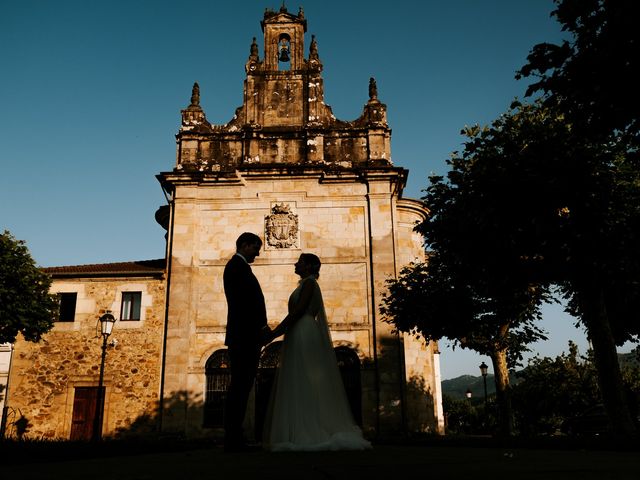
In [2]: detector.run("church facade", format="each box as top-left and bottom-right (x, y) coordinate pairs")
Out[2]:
(3, 6), (444, 441)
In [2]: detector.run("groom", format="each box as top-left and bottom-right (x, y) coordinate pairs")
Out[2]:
(223, 232), (271, 452)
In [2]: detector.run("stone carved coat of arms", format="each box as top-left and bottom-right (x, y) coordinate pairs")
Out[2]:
(265, 203), (299, 249)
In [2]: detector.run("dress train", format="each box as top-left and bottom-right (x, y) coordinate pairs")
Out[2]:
(263, 277), (371, 451)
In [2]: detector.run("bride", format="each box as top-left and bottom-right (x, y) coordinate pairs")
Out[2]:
(263, 253), (371, 451)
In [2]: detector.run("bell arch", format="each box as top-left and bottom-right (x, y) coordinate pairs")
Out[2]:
(277, 33), (291, 70)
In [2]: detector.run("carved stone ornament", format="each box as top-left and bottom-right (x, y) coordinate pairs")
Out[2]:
(265, 203), (299, 249)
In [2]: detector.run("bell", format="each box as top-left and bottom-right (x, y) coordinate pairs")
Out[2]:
(279, 45), (290, 63)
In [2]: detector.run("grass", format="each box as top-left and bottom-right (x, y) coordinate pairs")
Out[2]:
(1, 433), (638, 466)
(0, 436), (218, 465)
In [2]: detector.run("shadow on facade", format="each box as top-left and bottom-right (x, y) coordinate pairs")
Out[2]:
(109, 337), (438, 440)
(111, 390), (204, 440)
(405, 374), (438, 434)
(1, 406), (31, 439)
(353, 335), (439, 438)
(110, 345), (369, 439)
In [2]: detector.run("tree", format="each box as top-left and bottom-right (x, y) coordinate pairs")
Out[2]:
(512, 342), (600, 436)
(381, 102), (578, 436)
(518, 0), (640, 437)
(382, 96), (639, 436)
(0, 230), (57, 344)
(512, 343), (640, 436)
(382, 255), (546, 437)
(517, 0), (640, 147)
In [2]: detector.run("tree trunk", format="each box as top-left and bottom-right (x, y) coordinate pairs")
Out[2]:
(490, 347), (514, 437)
(580, 284), (637, 437)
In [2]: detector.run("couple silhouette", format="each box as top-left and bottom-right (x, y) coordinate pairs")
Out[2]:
(223, 232), (371, 452)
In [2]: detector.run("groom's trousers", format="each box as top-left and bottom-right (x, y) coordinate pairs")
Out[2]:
(224, 343), (261, 446)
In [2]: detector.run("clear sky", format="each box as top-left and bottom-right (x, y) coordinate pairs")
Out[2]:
(1, 0), (633, 378)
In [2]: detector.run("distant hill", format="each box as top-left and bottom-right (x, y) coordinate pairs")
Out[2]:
(441, 374), (501, 400)
(618, 347), (640, 368)
(442, 348), (640, 400)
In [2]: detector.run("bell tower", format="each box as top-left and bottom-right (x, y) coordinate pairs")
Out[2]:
(243, 5), (312, 128)
(173, 4), (392, 169)
(261, 5), (306, 71)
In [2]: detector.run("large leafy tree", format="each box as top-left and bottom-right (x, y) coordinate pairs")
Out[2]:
(382, 102), (574, 436)
(387, 99), (639, 437)
(517, 0), (639, 147)
(382, 254), (546, 436)
(512, 344), (640, 436)
(0, 230), (57, 343)
(512, 342), (601, 436)
(518, 0), (640, 436)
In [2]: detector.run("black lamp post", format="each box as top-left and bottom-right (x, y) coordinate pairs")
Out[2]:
(479, 361), (489, 407)
(92, 311), (116, 442)
(465, 388), (472, 402)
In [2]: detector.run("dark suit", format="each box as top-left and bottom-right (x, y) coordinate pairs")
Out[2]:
(223, 254), (267, 446)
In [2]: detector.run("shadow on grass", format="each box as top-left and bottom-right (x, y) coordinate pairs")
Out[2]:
(379, 432), (640, 452)
(2, 433), (638, 467)
(0, 436), (218, 466)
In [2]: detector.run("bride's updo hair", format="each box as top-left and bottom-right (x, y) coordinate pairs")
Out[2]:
(300, 253), (321, 278)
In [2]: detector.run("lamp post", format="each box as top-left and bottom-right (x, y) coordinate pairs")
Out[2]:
(92, 311), (116, 442)
(479, 361), (489, 407)
(465, 388), (472, 402)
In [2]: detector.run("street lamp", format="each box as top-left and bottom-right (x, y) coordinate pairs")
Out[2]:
(92, 311), (116, 442)
(479, 361), (489, 407)
(465, 388), (472, 400)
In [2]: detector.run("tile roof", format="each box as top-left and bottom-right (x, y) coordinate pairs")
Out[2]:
(43, 259), (166, 277)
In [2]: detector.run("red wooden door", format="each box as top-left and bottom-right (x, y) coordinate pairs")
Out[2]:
(70, 387), (103, 441)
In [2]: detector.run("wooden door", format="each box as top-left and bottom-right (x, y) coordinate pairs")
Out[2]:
(70, 387), (103, 441)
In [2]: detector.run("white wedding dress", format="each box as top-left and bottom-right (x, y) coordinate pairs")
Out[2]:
(263, 276), (372, 451)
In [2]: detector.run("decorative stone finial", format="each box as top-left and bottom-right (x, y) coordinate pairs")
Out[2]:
(368, 77), (378, 101)
(309, 35), (319, 59)
(181, 81), (209, 130)
(191, 82), (200, 107)
(298, 6), (304, 18)
(280, 1), (287, 13)
(307, 35), (323, 72)
(250, 37), (259, 58)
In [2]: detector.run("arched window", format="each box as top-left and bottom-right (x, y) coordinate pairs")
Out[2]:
(335, 346), (363, 426)
(255, 341), (282, 440)
(203, 349), (230, 428)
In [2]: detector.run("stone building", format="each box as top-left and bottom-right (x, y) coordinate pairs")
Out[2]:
(3, 262), (166, 439)
(4, 6), (444, 440)
(0, 344), (12, 430)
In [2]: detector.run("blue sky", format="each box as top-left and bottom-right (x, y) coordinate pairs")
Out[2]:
(2, 0), (631, 378)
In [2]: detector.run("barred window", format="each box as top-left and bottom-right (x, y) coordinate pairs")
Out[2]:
(203, 349), (230, 428)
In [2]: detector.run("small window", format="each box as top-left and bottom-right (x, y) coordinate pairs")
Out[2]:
(58, 292), (77, 322)
(120, 292), (142, 321)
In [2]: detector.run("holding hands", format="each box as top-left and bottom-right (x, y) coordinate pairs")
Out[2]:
(261, 323), (286, 345)
(260, 325), (274, 346)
